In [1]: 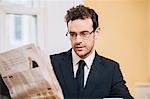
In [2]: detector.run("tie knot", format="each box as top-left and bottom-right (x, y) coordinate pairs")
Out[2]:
(78, 60), (86, 71)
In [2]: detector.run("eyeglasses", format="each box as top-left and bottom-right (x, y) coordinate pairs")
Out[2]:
(66, 30), (94, 40)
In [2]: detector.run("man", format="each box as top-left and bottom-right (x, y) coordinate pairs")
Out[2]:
(50, 5), (133, 99)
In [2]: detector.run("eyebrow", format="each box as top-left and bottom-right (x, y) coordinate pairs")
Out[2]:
(69, 30), (90, 34)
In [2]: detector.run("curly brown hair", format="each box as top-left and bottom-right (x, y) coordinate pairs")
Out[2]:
(65, 5), (99, 31)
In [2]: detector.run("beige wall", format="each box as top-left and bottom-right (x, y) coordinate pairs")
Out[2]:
(148, 0), (150, 78)
(84, 0), (150, 97)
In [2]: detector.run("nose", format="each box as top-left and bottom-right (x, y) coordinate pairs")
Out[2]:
(75, 35), (83, 43)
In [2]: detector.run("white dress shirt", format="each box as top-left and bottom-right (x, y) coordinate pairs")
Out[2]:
(72, 49), (95, 87)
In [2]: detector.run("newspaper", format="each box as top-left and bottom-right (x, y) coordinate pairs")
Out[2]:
(0, 44), (64, 99)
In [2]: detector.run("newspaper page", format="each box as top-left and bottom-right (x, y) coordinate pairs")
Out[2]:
(0, 44), (64, 99)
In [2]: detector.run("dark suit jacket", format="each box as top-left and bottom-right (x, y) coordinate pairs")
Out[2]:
(0, 76), (11, 99)
(50, 49), (134, 99)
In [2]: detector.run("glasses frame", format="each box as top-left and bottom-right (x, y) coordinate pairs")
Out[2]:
(66, 30), (94, 40)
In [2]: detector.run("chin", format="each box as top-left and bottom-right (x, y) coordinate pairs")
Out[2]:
(75, 50), (87, 58)
(76, 52), (86, 58)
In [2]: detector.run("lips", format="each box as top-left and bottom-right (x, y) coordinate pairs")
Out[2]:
(75, 46), (85, 50)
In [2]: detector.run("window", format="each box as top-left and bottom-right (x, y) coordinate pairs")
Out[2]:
(6, 14), (37, 47)
(0, 0), (43, 51)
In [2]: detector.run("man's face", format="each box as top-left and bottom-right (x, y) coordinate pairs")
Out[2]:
(68, 18), (96, 59)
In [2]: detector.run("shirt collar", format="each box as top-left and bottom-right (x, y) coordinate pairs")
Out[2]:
(72, 49), (95, 69)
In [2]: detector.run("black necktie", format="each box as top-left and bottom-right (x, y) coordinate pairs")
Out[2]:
(76, 60), (86, 96)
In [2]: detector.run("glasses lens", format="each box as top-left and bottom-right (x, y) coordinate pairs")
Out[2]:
(66, 30), (93, 39)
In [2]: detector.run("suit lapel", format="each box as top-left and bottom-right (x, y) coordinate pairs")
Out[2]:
(82, 52), (104, 97)
(59, 49), (78, 97)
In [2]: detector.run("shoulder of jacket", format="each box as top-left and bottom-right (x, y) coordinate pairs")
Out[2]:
(50, 49), (71, 58)
(96, 53), (119, 66)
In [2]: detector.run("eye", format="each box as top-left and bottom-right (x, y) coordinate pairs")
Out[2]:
(69, 32), (76, 37)
(81, 32), (89, 36)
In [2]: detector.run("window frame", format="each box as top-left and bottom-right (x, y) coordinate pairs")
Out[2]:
(0, 1), (45, 52)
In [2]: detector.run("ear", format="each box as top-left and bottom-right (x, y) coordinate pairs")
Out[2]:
(94, 27), (100, 39)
